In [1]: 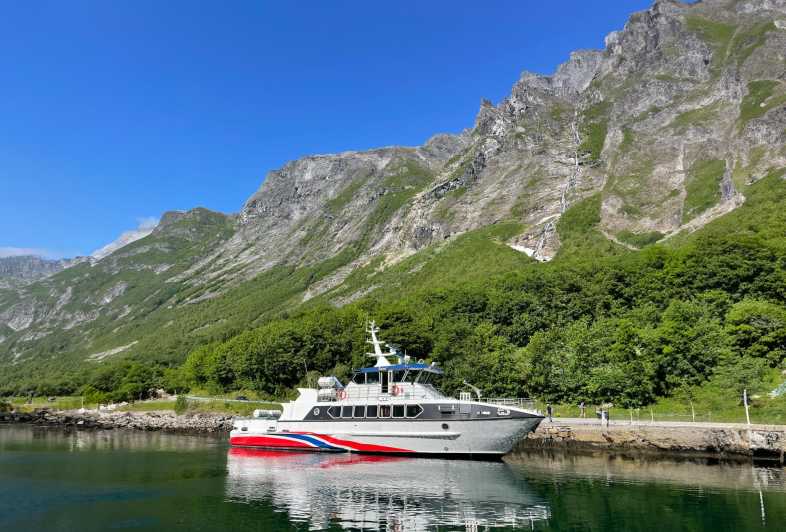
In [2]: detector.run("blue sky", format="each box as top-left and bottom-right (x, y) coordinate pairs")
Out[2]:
(0, 0), (653, 258)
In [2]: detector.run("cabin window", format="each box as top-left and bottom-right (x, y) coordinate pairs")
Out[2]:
(366, 371), (379, 384)
(366, 405), (378, 418)
(327, 406), (340, 418)
(379, 405), (391, 418)
(341, 406), (353, 418)
(392, 405), (405, 418)
(353, 405), (365, 418)
(351, 373), (365, 384)
(406, 404), (423, 418)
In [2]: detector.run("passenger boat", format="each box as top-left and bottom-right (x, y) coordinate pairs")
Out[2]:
(229, 322), (543, 457)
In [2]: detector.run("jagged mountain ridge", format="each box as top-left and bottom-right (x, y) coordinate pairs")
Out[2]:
(1, 0), (786, 379)
(187, 0), (786, 278)
(0, 256), (83, 286)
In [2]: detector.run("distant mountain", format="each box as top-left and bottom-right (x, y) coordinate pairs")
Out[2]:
(91, 217), (159, 260)
(2, 0), (786, 389)
(0, 255), (83, 286)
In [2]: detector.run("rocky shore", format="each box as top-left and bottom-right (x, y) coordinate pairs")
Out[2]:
(0, 408), (234, 433)
(519, 418), (786, 462)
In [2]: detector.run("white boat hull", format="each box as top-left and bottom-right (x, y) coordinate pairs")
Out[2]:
(230, 416), (542, 457)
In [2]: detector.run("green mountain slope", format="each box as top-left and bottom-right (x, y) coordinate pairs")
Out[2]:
(2, 0), (786, 414)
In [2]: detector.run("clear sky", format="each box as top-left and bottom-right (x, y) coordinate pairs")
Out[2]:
(0, 0), (653, 258)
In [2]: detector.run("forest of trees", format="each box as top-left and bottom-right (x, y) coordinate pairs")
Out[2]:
(177, 235), (786, 407)
(55, 224), (786, 408)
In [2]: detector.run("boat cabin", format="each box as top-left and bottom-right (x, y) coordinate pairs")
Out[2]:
(316, 322), (446, 404)
(349, 363), (443, 393)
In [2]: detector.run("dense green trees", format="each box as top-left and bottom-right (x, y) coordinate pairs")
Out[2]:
(183, 309), (368, 397)
(173, 224), (786, 407)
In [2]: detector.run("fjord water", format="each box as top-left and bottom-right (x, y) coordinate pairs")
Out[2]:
(1, 426), (784, 531)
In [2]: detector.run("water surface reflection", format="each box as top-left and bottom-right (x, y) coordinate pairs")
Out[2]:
(226, 449), (549, 530)
(3, 426), (785, 531)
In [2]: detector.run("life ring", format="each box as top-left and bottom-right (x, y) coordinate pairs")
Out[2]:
(337, 389), (347, 400)
(391, 385), (401, 396)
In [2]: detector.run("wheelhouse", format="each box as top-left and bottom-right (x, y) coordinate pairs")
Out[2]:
(349, 363), (443, 390)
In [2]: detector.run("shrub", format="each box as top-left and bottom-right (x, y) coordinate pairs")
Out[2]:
(174, 395), (188, 415)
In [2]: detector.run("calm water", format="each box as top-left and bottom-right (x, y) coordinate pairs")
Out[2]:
(1, 425), (784, 531)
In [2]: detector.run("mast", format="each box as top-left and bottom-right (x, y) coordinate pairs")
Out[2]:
(366, 321), (392, 367)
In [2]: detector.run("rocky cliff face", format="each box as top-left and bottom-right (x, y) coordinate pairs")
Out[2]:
(0, 256), (85, 286)
(191, 0), (786, 274)
(383, 0), (786, 260)
(1, 0), (785, 373)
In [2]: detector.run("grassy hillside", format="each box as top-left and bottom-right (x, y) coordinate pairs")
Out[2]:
(179, 170), (786, 412)
(12, 169), (785, 423)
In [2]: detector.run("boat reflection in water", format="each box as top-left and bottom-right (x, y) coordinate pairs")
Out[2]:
(225, 448), (549, 530)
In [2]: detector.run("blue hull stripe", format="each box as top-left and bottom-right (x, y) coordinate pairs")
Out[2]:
(283, 433), (338, 449)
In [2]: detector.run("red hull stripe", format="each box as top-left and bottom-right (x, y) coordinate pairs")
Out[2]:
(230, 432), (412, 453)
(230, 435), (313, 449)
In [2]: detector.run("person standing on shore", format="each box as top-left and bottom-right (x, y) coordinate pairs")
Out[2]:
(546, 403), (553, 422)
(579, 401), (585, 418)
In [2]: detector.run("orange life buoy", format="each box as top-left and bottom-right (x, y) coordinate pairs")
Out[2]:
(337, 389), (347, 400)
(391, 385), (401, 396)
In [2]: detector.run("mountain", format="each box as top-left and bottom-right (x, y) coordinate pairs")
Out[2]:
(2, 0), (786, 394)
(90, 217), (159, 260)
(0, 256), (85, 287)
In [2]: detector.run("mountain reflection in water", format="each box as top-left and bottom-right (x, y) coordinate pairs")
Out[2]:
(225, 449), (549, 530)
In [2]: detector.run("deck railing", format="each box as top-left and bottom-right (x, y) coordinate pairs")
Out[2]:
(319, 383), (447, 403)
(319, 386), (539, 412)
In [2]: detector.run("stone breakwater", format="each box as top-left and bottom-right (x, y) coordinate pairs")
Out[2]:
(519, 418), (786, 461)
(0, 409), (234, 433)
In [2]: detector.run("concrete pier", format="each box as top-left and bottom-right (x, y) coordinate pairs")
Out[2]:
(519, 417), (786, 461)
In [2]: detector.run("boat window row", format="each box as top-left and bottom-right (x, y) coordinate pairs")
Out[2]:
(327, 404), (423, 419)
(350, 371), (437, 385)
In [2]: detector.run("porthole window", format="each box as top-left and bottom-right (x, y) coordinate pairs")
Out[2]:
(313, 407), (320, 416)
(441, 423), (449, 430)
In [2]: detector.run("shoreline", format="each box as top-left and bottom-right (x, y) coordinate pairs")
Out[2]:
(3, 409), (786, 462)
(518, 417), (786, 462)
(0, 408), (233, 433)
